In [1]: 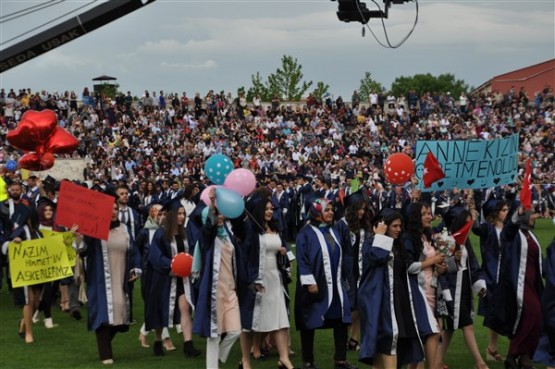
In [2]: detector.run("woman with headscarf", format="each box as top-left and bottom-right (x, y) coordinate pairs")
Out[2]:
(403, 202), (445, 369)
(235, 192), (295, 369)
(334, 190), (373, 352)
(471, 198), (509, 362)
(294, 198), (356, 369)
(83, 195), (142, 365)
(192, 187), (241, 369)
(144, 197), (199, 357)
(490, 205), (543, 369)
(358, 208), (424, 368)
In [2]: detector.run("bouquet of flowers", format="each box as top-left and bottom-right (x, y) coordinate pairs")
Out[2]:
(434, 228), (456, 257)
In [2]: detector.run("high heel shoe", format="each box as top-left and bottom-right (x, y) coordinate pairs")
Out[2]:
(163, 337), (176, 351)
(138, 333), (150, 348)
(347, 338), (360, 351)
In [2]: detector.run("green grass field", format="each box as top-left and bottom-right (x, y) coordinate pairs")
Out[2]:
(0, 219), (552, 369)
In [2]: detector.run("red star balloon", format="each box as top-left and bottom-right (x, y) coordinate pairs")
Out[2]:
(6, 109), (79, 171)
(384, 153), (414, 185)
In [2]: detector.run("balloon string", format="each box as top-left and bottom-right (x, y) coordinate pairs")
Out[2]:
(243, 208), (265, 233)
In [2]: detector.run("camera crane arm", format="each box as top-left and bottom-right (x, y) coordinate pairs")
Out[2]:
(0, 0), (157, 73)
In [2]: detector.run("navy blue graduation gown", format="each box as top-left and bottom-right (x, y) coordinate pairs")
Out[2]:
(489, 217), (544, 338)
(358, 235), (424, 366)
(472, 221), (502, 320)
(144, 228), (194, 331)
(84, 225), (141, 331)
(294, 224), (351, 330)
(234, 219), (290, 331)
(402, 234), (440, 339)
(192, 213), (239, 338)
(534, 239), (555, 366)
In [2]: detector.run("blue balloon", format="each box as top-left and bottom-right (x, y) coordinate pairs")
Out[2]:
(215, 187), (244, 219)
(204, 154), (233, 185)
(5, 159), (17, 172)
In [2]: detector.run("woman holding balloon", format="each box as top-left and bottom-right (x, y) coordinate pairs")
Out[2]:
(193, 187), (243, 369)
(144, 197), (200, 358)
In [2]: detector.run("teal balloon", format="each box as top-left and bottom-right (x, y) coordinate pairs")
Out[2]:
(204, 154), (233, 185)
(5, 159), (17, 172)
(215, 188), (244, 219)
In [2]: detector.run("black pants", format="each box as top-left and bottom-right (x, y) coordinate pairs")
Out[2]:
(37, 282), (53, 318)
(95, 326), (119, 360)
(300, 319), (348, 363)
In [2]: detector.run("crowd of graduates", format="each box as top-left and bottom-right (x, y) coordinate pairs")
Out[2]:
(0, 84), (554, 369)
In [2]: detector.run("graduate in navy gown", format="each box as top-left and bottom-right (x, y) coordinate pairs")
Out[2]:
(403, 202), (444, 369)
(533, 238), (555, 367)
(192, 188), (242, 369)
(144, 197), (200, 357)
(490, 205), (544, 369)
(358, 208), (424, 368)
(334, 190), (373, 352)
(84, 198), (142, 365)
(294, 198), (357, 369)
(471, 198), (509, 362)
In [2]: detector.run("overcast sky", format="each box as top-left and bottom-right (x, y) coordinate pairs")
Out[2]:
(0, 0), (553, 99)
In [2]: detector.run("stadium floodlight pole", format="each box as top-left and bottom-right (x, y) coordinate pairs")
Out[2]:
(0, 0), (157, 73)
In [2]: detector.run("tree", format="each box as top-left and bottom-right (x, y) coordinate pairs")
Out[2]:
(246, 72), (270, 101)
(267, 55), (313, 101)
(96, 83), (120, 99)
(358, 72), (385, 101)
(390, 73), (468, 98)
(312, 81), (330, 101)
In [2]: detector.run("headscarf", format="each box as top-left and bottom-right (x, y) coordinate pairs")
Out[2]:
(37, 202), (54, 227)
(202, 206), (229, 241)
(308, 198), (331, 225)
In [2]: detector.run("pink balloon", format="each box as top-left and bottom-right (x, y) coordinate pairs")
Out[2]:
(200, 185), (221, 206)
(224, 168), (256, 196)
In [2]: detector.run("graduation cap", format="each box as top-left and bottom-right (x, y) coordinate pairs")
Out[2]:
(143, 201), (163, 219)
(43, 175), (57, 185)
(373, 207), (401, 225)
(297, 173), (311, 182)
(444, 205), (467, 230)
(344, 190), (365, 208)
(161, 196), (183, 212)
(482, 198), (500, 219)
(37, 197), (56, 210)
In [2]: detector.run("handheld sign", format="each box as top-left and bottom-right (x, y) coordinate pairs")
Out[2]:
(9, 236), (73, 288)
(55, 181), (114, 240)
(415, 133), (519, 191)
(41, 230), (76, 267)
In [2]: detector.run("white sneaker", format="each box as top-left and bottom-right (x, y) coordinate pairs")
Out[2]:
(44, 317), (58, 329)
(32, 310), (40, 323)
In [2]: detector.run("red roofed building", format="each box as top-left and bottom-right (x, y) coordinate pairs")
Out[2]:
(473, 59), (554, 96)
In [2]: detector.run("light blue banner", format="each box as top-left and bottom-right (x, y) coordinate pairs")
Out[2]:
(415, 133), (519, 192)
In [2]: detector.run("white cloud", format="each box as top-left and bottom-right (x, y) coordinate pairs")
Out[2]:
(160, 60), (218, 69)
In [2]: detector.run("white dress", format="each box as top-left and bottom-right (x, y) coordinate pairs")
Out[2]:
(255, 233), (290, 332)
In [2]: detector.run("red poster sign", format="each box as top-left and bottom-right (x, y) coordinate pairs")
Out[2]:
(55, 181), (115, 240)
